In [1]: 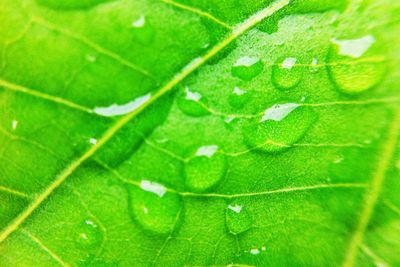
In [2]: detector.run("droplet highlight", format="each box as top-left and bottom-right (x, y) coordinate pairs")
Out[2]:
(327, 35), (385, 94)
(127, 180), (182, 235)
(226, 204), (252, 234)
(272, 57), (303, 90)
(229, 87), (250, 108)
(185, 145), (227, 192)
(232, 57), (263, 81)
(243, 103), (316, 153)
(75, 220), (103, 249)
(131, 15), (155, 45)
(176, 86), (210, 117)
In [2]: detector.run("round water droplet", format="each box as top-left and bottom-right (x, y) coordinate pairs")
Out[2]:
(228, 87), (250, 108)
(131, 15), (155, 45)
(127, 180), (182, 235)
(272, 57), (303, 90)
(232, 57), (263, 81)
(185, 145), (227, 192)
(226, 204), (252, 234)
(75, 219), (103, 249)
(243, 103), (316, 153)
(327, 35), (386, 94)
(176, 86), (210, 117)
(36, 0), (112, 9)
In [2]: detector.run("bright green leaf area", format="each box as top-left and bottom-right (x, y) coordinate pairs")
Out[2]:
(0, 0), (400, 266)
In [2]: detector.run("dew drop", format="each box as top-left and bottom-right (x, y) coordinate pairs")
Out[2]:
(131, 15), (155, 45)
(176, 86), (210, 117)
(232, 57), (263, 81)
(228, 87), (250, 108)
(310, 58), (319, 73)
(226, 204), (252, 234)
(243, 103), (316, 153)
(327, 35), (386, 94)
(184, 145), (227, 192)
(75, 220), (103, 249)
(272, 57), (303, 90)
(12, 120), (18, 130)
(89, 138), (97, 145)
(127, 180), (182, 235)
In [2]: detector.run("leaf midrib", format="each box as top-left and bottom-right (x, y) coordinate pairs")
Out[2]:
(0, 0), (290, 244)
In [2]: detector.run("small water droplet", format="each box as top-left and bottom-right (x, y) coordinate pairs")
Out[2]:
(89, 138), (97, 145)
(185, 145), (227, 192)
(127, 180), (182, 235)
(131, 15), (155, 45)
(12, 120), (18, 130)
(243, 103), (316, 153)
(229, 87), (250, 108)
(85, 54), (97, 63)
(327, 35), (385, 94)
(310, 58), (319, 73)
(272, 57), (303, 90)
(226, 203), (252, 234)
(75, 220), (103, 249)
(249, 248), (260, 255)
(176, 86), (210, 117)
(224, 116), (236, 124)
(232, 57), (263, 81)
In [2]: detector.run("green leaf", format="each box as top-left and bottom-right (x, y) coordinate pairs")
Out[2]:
(0, 0), (399, 266)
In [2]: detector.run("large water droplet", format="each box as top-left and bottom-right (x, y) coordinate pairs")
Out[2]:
(243, 103), (316, 153)
(327, 35), (386, 94)
(36, 0), (113, 9)
(176, 86), (210, 117)
(127, 180), (182, 235)
(232, 57), (263, 81)
(228, 87), (250, 108)
(226, 204), (252, 234)
(131, 15), (155, 45)
(185, 145), (227, 192)
(272, 57), (303, 90)
(75, 219), (103, 249)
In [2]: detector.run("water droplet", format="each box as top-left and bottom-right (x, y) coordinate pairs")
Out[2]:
(176, 86), (210, 117)
(226, 204), (252, 234)
(12, 120), (18, 130)
(131, 15), (155, 45)
(243, 103), (316, 153)
(93, 93), (151, 117)
(89, 138), (97, 145)
(272, 57), (303, 90)
(36, 0), (113, 9)
(127, 180), (182, 235)
(249, 248), (260, 255)
(327, 35), (386, 94)
(75, 220), (103, 249)
(228, 87), (250, 108)
(232, 57), (263, 81)
(185, 145), (227, 192)
(85, 54), (97, 63)
(310, 58), (319, 73)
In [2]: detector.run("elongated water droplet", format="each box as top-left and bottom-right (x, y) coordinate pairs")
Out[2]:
(127, 180), (182, 235)
(75, 220), (103, 249)
(243, 103), (316, 153)
(229, 87), (250, 108)
(327, 35), (385, 94)
(185, 145), (227, 192)
(272, 57), (303, 90)
(93, 93), (151, 117)
(131, 15), (155, 45)
(177, 86), (210, 117)
(232, 57), (263, 81)
(226, 204), (252, 234)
